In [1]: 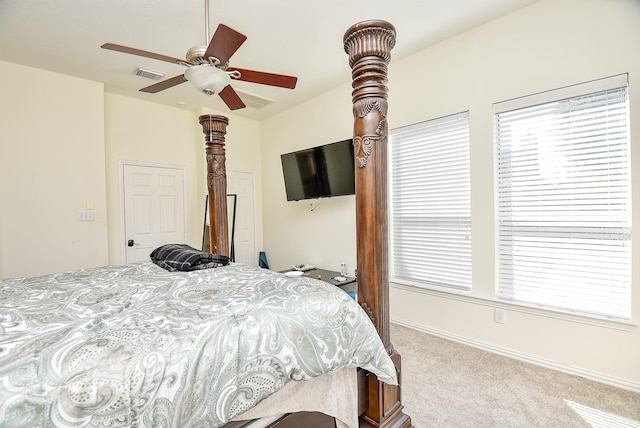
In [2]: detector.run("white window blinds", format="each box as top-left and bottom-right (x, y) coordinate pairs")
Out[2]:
(390, 112), (471, 291)
(494, 75), (631, 320)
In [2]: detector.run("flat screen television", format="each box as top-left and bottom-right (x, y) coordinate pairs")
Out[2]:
(280, 138), (355, 201)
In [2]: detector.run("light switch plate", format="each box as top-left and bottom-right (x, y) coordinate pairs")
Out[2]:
(77, 210), (95, 221)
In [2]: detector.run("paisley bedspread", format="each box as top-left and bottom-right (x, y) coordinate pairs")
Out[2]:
(0, 262), (396, 427)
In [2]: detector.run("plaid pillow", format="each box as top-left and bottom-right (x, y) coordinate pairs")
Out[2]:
(150, 244), (230, 272)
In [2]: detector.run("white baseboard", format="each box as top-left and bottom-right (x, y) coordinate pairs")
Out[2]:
(391, 318), (640, 394)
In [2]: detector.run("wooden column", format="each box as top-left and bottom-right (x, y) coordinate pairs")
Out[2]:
(344, 20), (412, 428)
(199, 114), (229, 257)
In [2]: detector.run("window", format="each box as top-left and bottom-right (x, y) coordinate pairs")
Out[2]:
(494, 75), (631, 320)
(390, 112), (472, 291)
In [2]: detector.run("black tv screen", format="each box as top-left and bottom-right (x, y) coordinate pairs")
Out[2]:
(281, 139), (355, 201)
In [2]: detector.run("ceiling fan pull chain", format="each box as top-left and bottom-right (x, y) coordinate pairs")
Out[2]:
(204, 0), (210, 45)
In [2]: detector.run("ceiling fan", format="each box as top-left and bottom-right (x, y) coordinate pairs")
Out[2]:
(100, 0), (297, 110)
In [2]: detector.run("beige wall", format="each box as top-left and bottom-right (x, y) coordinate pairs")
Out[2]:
(261, 0), (640, 390)
(0, 64), (263, 275)
(0, 61), (108, 277)
(103, 98), (263, 265)
(261, 86), (357, 274)
(104, 94), (200, 264)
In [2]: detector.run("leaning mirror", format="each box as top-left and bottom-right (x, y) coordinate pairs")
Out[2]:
(202, 194), (237, 261)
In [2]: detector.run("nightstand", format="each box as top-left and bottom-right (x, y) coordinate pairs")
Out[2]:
(283, 267), (357, 299)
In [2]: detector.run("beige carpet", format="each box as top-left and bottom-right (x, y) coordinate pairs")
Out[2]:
(391, 323), (640, 428)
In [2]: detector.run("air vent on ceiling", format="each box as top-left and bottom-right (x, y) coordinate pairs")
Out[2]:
(234, 88), (275, 109)
(135, 67), (165, 80)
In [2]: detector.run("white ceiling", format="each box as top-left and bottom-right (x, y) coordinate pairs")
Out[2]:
(0, 0), (538, 121)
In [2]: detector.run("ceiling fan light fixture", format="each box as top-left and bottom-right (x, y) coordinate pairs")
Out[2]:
(184, 64), (231, 95)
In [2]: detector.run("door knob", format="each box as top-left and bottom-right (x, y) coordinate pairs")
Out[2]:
(127, 239), (135, 247)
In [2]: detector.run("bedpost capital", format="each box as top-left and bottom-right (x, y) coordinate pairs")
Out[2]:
(343, 20), (396, 68)
(199, 114), (229, 143)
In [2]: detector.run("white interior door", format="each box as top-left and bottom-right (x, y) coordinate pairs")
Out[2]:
(123, 164), (186, 263)
(227, 170), (256, 266)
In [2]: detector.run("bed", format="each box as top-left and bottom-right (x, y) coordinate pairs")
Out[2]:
(0, 259), (393, 427)
(0, 19), (411, 428)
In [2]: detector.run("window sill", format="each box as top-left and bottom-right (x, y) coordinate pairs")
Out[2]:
(390, 281), (637, 332)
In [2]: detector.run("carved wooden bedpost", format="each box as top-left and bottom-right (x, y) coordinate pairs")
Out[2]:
(199, 114), (229, 257)
(344, 20), (412, 428)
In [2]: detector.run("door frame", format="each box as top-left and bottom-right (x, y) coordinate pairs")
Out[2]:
(118, 160), (188, 264)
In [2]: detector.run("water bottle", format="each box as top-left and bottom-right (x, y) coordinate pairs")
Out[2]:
(340, 262), (347, 276)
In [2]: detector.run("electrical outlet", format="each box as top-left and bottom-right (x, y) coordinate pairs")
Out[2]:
(494, 308), (505, 324)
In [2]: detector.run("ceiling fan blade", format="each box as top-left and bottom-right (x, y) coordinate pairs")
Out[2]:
(101, 43), (186, 65)
(218, 85), (246, 110)
(204, 24), (247, 65)
(228, 67), (297, 89)
(139, 74), (187, 93)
